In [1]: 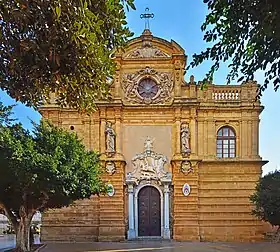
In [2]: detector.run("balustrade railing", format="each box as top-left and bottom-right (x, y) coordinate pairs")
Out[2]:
(212, 88), (241, 101)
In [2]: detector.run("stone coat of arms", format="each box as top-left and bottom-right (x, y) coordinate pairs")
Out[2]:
(126, 137), (171, 184)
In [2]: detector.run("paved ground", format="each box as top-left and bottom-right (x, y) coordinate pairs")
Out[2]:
(1, 237), (280, 252)
(0, 235), (15, 251)
(0, 234), (40, 252)
(40, 240), (280, 252)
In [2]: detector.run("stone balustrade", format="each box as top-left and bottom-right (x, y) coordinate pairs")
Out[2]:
(189, 79), (259, 103)
(212, 88), (240, 101)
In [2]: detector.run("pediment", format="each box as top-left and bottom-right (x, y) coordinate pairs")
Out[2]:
(124, 41), (171, 59)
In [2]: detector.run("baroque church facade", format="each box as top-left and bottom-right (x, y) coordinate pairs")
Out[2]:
(39, 29), (267, 242)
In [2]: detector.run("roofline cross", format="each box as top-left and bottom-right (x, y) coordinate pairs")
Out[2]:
(140, 7), (154, 30)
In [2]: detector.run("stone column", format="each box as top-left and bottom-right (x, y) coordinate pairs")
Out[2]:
(190, 108), (197, 156)
(127, 183), (136, 239)
(248, 120), (252, 158)
(163, 184), (171, 239)
(252, 119), (259, 158)
(100, 109), (106, 153)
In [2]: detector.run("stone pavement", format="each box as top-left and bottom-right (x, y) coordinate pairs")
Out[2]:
(40, 240), (280, 252)
(0, 235), (15, 252)
(0, 234), (41, 252)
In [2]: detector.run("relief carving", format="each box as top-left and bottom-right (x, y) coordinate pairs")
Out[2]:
(122, 66), (173, 105)
(126, 137), (171, 184)
(181, 123), (191, 156)
(125, 41), (170, 59)
(181, 161), (193, 175)
(105, 161), (116, 175)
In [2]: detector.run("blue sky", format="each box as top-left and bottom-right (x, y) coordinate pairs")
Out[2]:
(0, 0), (279, 174)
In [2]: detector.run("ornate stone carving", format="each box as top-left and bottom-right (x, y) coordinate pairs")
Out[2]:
(181, 161), (193, 175)
(125, 41), (170, 59)
(105, 161), (116, 175)
(126, 137), (171, 184)
(122, 66), (173, 104)
(105, 121), (115, 154)
(181, 123), (191, 156)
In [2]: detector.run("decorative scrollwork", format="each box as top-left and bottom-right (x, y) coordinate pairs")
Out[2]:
(122, 66), (173, 105)
(105, 161), (116, 175)
(181, 161), (193, 175)
(126, 137), (171, 184)
(125, 41), (170, 59)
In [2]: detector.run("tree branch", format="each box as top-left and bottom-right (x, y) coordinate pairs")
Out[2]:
(39, 191), (49, 210)
(0, 201), (18, 230)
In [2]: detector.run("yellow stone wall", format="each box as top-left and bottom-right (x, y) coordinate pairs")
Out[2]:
(39, 31), (267, 242)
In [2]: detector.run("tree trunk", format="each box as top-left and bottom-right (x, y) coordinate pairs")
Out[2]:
(273, 226), (280, 243)
(15, 217), (31, 252)
(14, 206), (33, 252)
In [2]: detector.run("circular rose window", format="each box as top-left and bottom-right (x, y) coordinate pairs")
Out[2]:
(137, 78), (159, 99)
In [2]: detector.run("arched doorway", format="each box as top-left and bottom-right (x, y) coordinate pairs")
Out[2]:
(138, 186), (161, 237)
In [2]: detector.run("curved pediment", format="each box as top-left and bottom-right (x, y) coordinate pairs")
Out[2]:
(116, 29), (185, 60)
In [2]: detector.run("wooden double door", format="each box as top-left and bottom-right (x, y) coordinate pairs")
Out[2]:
(138, 186), (161, 236)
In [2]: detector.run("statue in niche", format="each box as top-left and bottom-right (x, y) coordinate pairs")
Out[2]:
(181, 124), (191, 155)
(105, 121), (116, 154)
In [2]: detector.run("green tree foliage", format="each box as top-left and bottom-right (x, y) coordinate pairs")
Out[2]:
(190, 0), (280, 96)
(0, 101), (106, 251)
(250, 170), (280, 238)
(0, 0), (135, 110)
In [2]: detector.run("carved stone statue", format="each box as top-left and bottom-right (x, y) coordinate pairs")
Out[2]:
(181, 124), (191, 155)
(105, 122), (116, 153)
(126, 137), (171, 184)
(144, 137), (154, 152)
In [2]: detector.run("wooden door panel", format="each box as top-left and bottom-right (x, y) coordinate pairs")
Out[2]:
(138, 186), (161, 236)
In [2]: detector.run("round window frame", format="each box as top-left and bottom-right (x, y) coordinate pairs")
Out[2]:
(137, 78), (159, 100)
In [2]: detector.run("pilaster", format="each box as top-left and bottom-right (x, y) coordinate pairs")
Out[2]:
(171, 157), (200, 241)
(98, 159), (126, 241)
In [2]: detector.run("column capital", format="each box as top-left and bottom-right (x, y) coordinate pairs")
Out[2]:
(164, 186), (170, 193)
(127, 183), (134, 193)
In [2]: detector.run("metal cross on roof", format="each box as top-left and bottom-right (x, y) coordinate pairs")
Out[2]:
(140, 8), (154, 30)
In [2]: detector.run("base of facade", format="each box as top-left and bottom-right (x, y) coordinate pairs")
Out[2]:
(127, 229), (136, 240)
(163, 228), (171, 239)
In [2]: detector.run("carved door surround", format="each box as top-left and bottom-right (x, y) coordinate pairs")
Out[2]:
(126, 137), (172, 239)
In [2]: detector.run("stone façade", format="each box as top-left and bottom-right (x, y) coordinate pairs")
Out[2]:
(39, 29), (268, 242)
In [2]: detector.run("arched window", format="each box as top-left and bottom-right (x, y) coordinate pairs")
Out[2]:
(216, 126), (236, 158)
